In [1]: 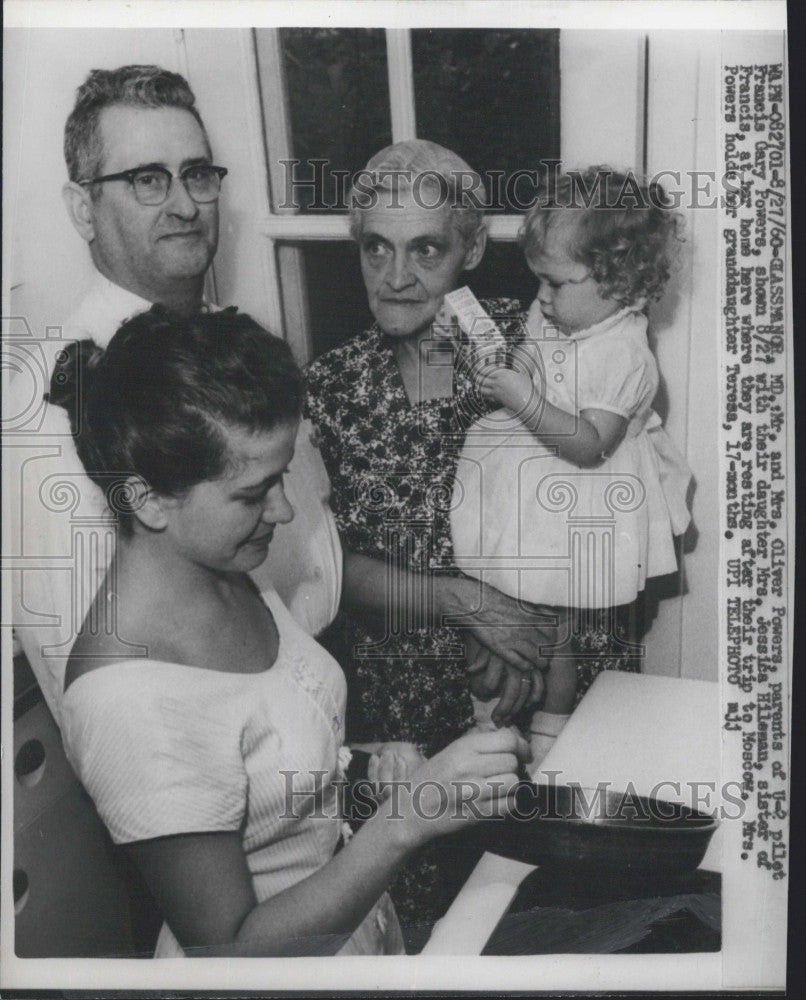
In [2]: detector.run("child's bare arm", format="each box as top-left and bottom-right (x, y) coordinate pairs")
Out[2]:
(479, 365), (628, 467)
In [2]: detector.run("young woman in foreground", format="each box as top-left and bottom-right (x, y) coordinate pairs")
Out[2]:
(51, 306), (529, 957)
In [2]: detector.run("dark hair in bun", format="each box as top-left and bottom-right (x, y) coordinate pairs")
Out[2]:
(48, 305), (303, 533)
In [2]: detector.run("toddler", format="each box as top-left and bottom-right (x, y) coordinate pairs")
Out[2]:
(449, 167), (692, 769)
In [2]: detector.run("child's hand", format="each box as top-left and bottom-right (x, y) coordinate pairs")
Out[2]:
(368, 742), (425, 797)
(433, 302), (460, 339)
(477, 364), (534, 413)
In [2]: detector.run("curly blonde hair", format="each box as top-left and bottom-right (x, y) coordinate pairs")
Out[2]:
(519, 166), (683, 305)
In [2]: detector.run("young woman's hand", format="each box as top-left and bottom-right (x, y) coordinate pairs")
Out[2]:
(387, 727), (531, 847)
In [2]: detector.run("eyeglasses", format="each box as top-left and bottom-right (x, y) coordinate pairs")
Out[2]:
(79, 164), (228, 206)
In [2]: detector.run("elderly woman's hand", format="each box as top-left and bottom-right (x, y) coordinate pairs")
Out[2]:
(488, 665), (544, 725)
(440, 575), (557, 673)
(466, 635), (544, 726)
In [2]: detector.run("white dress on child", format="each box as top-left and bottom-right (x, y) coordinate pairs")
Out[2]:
(60, 585), (403, 956)
(451, 306), (692, 609)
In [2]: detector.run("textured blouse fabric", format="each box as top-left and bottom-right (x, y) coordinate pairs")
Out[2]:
(451, 306), (693, 608)
(60, 586), (403, 957)
(304, 300), (527, 760)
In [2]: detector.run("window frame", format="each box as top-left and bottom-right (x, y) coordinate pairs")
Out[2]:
(254, 27), (597, 361)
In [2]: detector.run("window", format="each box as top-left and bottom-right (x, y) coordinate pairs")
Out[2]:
(255, 27), (560, 359)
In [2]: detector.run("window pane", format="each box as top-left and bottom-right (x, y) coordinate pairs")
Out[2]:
(278, 28), (392, 212)
(296, 242), (374, 358)
(465, 242), (537, 309)
(299, 240), (535, 360)
(412, 29), (560, 211)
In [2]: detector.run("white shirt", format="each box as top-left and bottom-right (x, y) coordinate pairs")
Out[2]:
(5, 272), (341, 728)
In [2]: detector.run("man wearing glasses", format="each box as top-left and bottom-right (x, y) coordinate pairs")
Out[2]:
(9, 65), (340, 730)
(61, 68), (224, 318)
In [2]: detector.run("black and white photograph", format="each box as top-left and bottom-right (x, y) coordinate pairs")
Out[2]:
(2, 0), (790, 993)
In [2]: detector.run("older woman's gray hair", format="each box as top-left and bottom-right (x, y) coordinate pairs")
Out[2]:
(348, 139), (485, 246)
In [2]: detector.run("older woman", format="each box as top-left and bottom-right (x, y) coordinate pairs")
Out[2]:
(305, 141), (553, 927)
(50, 306), (528, 957)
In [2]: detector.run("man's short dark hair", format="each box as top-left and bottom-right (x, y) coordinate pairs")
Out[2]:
(64, 65), (205, 184)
